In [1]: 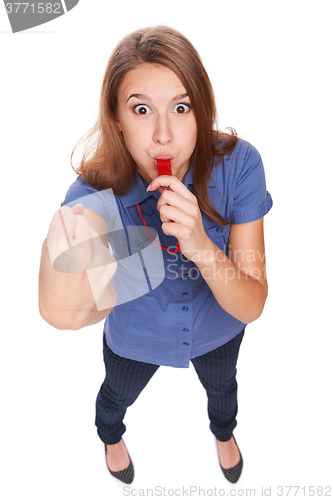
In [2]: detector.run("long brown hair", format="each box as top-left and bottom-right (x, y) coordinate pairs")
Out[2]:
(71, 25), (238, 225)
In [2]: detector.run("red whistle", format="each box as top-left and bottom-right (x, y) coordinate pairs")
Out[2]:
(152, 158), (181, 254)
(157, 158), (172, 176)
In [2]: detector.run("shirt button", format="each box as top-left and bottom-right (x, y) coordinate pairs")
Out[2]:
(216, 227), (223, 233)
(183, 342), (189, 346)
(182, 306), (188, 312)
(183, 328), (189, 332)
(137, 243), (144, 249)
(182, 292), (188, 296)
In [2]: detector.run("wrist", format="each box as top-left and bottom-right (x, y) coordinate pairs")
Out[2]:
(192, 239), (226, 268)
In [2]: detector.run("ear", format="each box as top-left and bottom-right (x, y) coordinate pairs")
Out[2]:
(115, 118), (122, 133)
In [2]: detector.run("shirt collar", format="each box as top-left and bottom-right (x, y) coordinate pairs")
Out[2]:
(119, 161), (217, 208)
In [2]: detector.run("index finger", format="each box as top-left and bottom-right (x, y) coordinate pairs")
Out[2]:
(147, 175), (196, 202)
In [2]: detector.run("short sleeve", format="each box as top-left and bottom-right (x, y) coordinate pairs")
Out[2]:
(231, 142), (273, 224)
(61, 177), (113, 222)
(61, 176), (120, 233)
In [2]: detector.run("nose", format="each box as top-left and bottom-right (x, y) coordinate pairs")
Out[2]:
(153, 114), (173, 146)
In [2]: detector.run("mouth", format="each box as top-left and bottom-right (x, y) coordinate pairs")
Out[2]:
(153, 154), (173, 168)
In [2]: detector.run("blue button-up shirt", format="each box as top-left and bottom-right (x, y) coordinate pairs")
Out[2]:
(62, 139), (273, 368)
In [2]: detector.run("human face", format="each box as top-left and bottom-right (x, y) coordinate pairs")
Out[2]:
(116, 63), (197, 185)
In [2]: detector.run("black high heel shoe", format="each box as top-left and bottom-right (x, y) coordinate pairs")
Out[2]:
(104, 441), (134, 484)
(217, 434), (243, 483)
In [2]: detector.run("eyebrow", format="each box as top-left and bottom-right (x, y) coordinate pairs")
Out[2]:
(126, 92), (189, 103)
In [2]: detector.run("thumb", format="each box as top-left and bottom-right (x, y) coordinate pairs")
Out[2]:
(71, 203), (84, 215)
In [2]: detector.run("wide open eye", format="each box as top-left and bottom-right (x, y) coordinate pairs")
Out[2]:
(133, 105), (152, 115)
(172, 103), (191, 114)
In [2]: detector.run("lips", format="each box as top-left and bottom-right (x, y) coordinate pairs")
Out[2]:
(153, 154), (173, 168)
(155, 154), (173, 160)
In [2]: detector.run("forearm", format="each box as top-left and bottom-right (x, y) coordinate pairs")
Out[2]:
(38, 239), (115, 330)
(195, 241), (268, 324)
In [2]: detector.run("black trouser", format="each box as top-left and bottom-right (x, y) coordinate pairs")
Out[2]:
(95, 329), (244, 444)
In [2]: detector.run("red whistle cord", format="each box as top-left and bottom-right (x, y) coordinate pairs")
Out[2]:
(136, 203), (181, 254)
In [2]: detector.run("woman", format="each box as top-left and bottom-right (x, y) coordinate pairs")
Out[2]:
(39, 25), (273, 484)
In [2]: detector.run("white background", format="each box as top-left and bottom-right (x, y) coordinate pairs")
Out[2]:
(1, 1), (332, 498)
